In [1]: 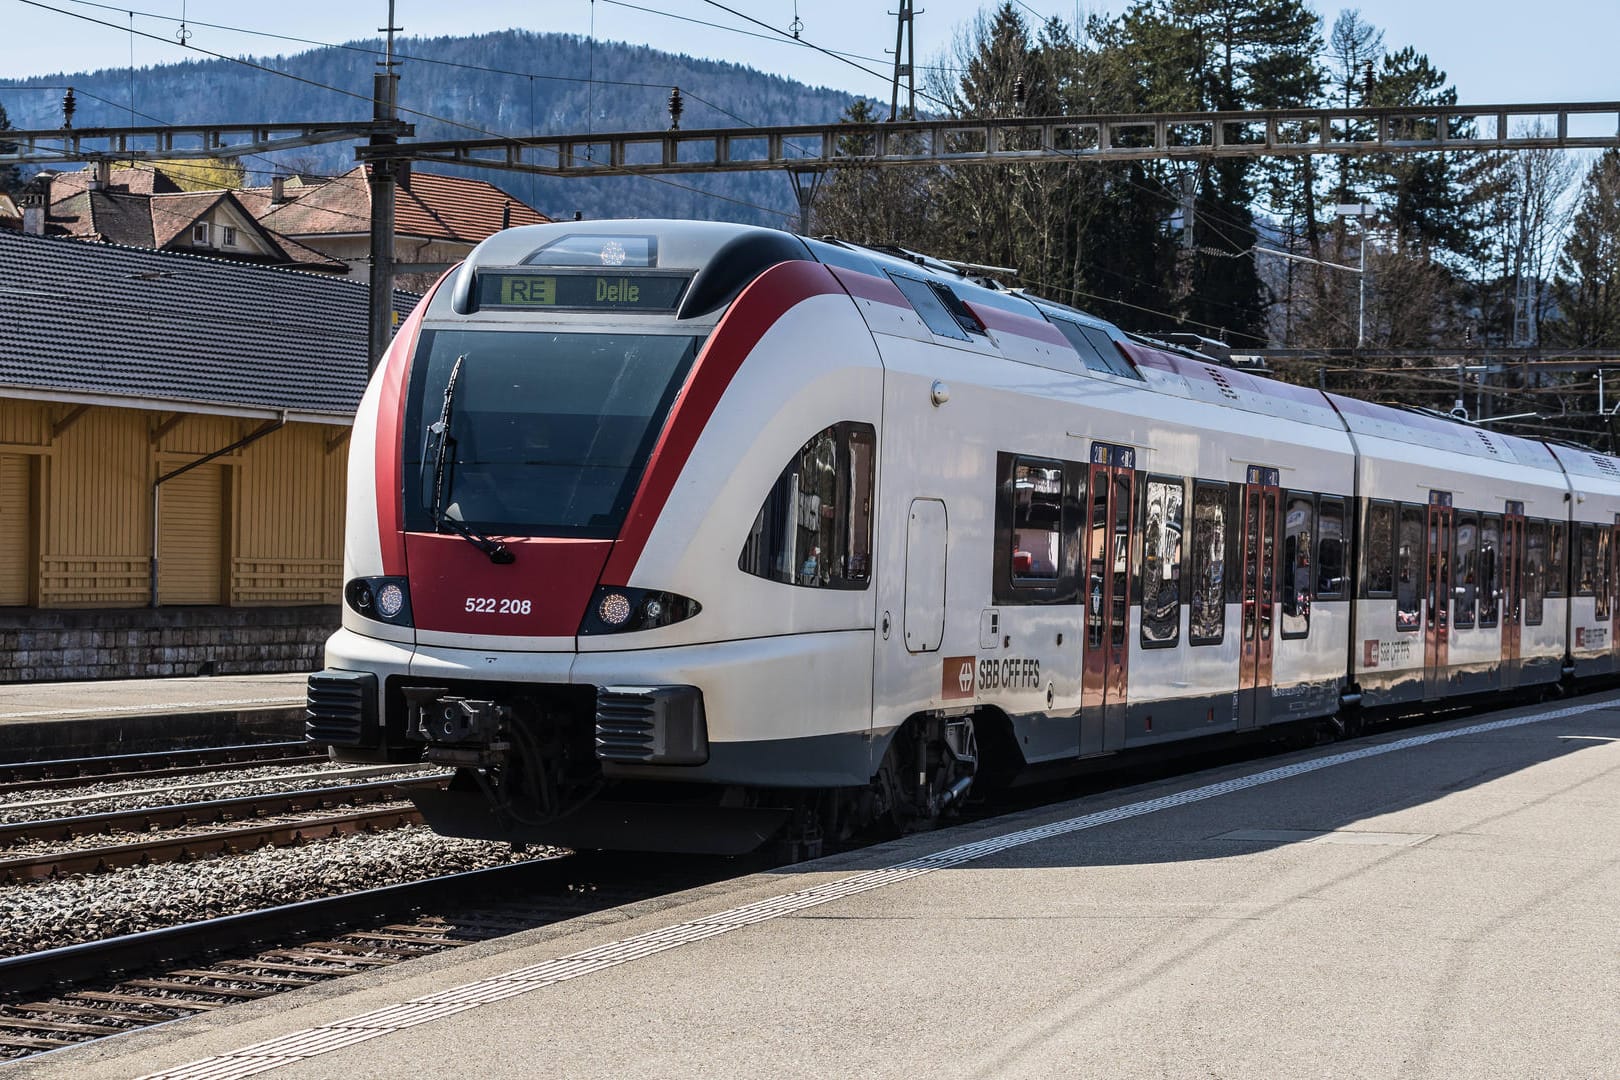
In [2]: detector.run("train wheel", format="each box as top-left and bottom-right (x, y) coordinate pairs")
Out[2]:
(865, 714), (979, 837)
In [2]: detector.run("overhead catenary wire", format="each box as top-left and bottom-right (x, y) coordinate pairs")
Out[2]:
(13, 0), (795, 222)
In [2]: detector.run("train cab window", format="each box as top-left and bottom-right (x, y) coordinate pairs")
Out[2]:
(738, 422), (875, 590)
(1189, 482), (1227, 645)
(1453, 512), (1478, 629)
(1316, 497), (1346, 599)
(1140, 477), (1184, 647)
(1479, 515), (1502, 627)
(1548, 522), (1567, 598)
(1280, 492), (1313, 639)
(1576, 524), (1597, 597)
(1525, 520), (1548, 626)
(889, 274), (971, 341)
(1396, 503), (1424, 632)
(1365, 501), (1395, 597)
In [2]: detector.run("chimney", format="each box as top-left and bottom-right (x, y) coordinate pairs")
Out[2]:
(397, 161), (411, 189)
(501, 202), (511, 230)
(90, 160), (111, 191)
(22, 206), (44, 236)
(271, 175), (287, 204)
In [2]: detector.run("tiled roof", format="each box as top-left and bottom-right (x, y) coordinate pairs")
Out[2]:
(0, 230), (417, 420)
(46, 166), (184, 197)
(251, 166), (549, 243)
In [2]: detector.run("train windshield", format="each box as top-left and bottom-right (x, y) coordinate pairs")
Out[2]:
(402, 329), (702, 538)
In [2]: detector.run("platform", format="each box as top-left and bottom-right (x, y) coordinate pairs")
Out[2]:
(0, 673), (308, 761)
(16, 692), (1620, 1079)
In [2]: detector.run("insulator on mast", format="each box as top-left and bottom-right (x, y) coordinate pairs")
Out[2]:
(668, 87), (684, 131)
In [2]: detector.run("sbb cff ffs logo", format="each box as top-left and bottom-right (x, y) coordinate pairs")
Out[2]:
(941, 656), (977, 701)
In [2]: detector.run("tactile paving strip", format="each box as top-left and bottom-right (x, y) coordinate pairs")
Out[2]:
(143, 699), (1617, 1080)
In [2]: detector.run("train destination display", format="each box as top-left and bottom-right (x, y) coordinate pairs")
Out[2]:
(478, 271), (688, 312)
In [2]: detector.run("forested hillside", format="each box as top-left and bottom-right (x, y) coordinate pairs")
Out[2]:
(0, 29), (860, 224)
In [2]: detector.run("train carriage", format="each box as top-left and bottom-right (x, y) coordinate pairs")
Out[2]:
(307, 218), (1620, 855)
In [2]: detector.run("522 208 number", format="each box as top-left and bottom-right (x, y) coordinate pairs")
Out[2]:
(464, 597), (532, 614)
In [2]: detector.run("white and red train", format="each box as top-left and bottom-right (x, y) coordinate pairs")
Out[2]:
(307, 219), (1620, 854)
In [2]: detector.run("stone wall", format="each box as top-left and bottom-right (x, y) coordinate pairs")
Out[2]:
(0, 606), (339, 683)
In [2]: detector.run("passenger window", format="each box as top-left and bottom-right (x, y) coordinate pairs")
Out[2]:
(738, 422), (875, 589)
(1365, 501), (1395, 596)
(1189, 482), (1227, 645)
(1479, 515), (1501, 627)
(1453, 512), (1478, 629)
(1140, 477), (1184, 647)
(995, 454), (1078, 604)
(1525, 520), (1547, 626)
(1577, 524), (1597, 596)
(1316, 497), (1346, 599)
(1280, 492), (1313, 638)
(1396, 503), (1423, 632)
(1012, 459), (1063, 582)
(889, 274), (971, 341)
(1548, 522), (1567, 597)
(1596, 525), (1614, 621)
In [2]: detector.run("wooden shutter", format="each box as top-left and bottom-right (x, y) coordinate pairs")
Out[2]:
(158, 466), (225, 605)
(0, 455), (30, 606)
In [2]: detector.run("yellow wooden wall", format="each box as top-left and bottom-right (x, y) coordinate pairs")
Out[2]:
(0, 399), (346, 608)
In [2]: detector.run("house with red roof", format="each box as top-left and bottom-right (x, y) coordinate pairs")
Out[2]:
(27, 166), (346, 273)
(241, 165), (550, 291)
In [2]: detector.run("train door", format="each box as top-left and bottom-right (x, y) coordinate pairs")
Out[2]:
(1501, 502), (1524, 690)
(1238, 466), (1281, 730)
(1424, 491), (1454, 699)
(1082, 443), (1136, 753)
(1610, 514), (1620, 669)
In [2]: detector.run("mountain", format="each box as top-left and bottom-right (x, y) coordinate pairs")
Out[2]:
(2, 30), (868, 225)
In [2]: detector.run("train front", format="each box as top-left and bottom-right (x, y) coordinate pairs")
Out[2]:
(305, 221), (883, 854)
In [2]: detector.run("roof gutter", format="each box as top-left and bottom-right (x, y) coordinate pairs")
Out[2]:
(0, 386), (353, 427)
(150, 411), (288, 608)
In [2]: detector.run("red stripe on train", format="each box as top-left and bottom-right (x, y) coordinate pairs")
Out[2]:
(373, 274), (451, 577)
(599, 259), (845, 584)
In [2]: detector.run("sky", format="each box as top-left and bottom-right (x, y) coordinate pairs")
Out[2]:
(0, 0), (1615, 112)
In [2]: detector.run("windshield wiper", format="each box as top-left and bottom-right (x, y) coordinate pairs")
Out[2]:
(427, 354), (515, 565)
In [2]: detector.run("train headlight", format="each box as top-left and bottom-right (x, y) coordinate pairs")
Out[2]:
(580, 586), (700, 635)
(345, 576), (414, 627)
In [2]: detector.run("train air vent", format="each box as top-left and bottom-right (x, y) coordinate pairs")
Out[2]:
(1204, 365), (1241, 401)
(1476, 432), (1499, 455)
(594, 685), (709, 766)
(306, 670), (378, 747)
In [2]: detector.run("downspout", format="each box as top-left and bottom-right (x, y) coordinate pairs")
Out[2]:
(150, 412), (288, 608)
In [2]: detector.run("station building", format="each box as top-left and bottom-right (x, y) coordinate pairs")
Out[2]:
(0, 228), (415, 683)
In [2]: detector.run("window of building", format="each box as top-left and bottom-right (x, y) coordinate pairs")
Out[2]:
(1365, 500), (1395, 597)
(1548, 521), (1567, 597)
(1479, 515), (1502, 627)
(1140, 477), (1184, 647)
(738, 422), (875, 589)
(1524, 520), (1547, 626)
(1453, 512), (1478, 629)
(192, 222), (210, 245)
(1396, 503), (1423, 632)
(1189, 482), (1227, 645)
(1280, 492), (1313, 638)
(221, 225), (238, 247)
(1316, 496), (1346, 599)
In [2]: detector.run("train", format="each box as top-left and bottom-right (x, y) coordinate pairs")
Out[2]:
(306, 218), (1620, 856)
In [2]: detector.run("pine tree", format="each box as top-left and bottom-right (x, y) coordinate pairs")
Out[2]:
(0, 101), (20, 195)
(1551, 149), (1620, 348)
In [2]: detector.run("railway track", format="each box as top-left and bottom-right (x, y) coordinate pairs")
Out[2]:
(0, 855), (726, 1060)
(0, 741), (321, 795)
(0, 776), (447, 881)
